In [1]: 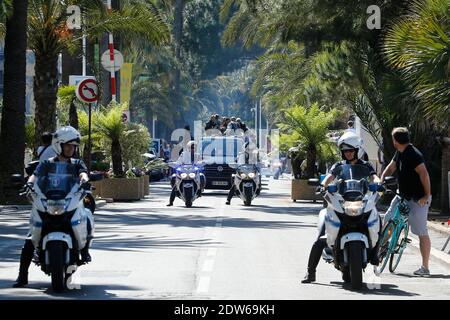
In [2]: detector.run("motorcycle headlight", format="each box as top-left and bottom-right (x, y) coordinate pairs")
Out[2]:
(240, 173), (248, 179)
(343, 201), (363, 217)
(189, 173), (196, 179)
(47, 200), (65, 216)
(248, 172), (256, 178)
(180, 173), (188, 179)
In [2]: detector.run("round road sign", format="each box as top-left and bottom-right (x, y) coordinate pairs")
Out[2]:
(101, 49), (124, 72)
(76, 79), (98, 103)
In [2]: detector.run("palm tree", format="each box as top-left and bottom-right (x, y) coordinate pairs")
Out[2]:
(384, 0), (450, 213)
(94, 104), (126, 177)
(0, 0), (28, 203)
(28, 0), (170, 146)
(278, 103), (337, 178)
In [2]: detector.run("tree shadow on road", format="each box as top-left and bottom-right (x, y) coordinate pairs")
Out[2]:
(239, 204), (321, 216)
(0, 279), (143, 299)
(94, 209), (316, 231)
(92, 234), (223, 252)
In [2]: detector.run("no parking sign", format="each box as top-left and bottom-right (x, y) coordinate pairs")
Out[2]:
(76, 79), (98, 104)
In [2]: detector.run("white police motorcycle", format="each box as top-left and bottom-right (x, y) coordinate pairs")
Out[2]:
(309, 164), (382, 290)
(11, 163), (94, 292)
(230, 163), (261, 206)
(171, 164), (204, 208)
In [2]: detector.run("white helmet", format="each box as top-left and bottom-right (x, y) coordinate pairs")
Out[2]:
(52, 126), (81, 156)
(337, 131), (363, 160)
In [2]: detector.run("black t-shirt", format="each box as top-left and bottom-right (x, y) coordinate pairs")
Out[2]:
(393, 144), (425, 200)
(330, 159), (376, 177)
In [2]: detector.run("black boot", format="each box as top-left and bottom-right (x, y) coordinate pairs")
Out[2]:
(80, 237), (93, 264)
(301, 271), (316, 283)
(13, 272), (28, 288)
(12, 240), (34, 288)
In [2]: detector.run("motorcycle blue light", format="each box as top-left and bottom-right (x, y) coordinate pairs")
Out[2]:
(327, 185), (338, 193)
(369, 183), (378, 192)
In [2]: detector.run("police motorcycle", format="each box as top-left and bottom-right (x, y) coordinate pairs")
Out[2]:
(169, 162), (204, 208)
(309, 164), (383, 290)
(229, 163), (261, 206)
(11, 162), (95, 292)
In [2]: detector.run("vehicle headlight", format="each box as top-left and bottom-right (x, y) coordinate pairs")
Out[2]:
(189, 173), (196, 179)
(248, 172), (256, 178)
(180, 173), (188, 179)
(343, 201), (363, 216)
(47, 200), (65, 216)
(240, 173), (248, 179)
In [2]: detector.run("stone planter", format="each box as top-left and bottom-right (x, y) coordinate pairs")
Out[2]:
(138, 176), (145, 199)
(90, 180), (104, 198)
(101, 178), (141, 201)
(291, 179), (322, 202)
(143, 174), (150, 196)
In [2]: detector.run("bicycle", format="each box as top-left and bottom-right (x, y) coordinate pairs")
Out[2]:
(375, 193), (411, 275)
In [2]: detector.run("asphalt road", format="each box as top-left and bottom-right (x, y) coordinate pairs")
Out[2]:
(0, 176), (449, 300)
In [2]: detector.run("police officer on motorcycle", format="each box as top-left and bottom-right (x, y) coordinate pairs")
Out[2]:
(167, 140), (206, 206)
(301, 131), (380, 284)
(13, 126), (94, 288)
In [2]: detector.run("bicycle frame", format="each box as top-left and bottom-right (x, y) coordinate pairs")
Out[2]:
(376, 194), (410, 274)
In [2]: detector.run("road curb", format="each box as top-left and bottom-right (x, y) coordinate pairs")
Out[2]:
(427, 220), (450, 236)
(408, 235), (450, 268)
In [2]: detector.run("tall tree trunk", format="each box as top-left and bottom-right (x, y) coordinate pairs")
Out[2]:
(111, 138), (124, 177)
(441, 137), (450, 214)
(69, 98), (79, 129)
(33, 51), (59, 146)
(306, 144), (317, 179)
(0, 0), (28, 204)
(173, 0), (184, 121)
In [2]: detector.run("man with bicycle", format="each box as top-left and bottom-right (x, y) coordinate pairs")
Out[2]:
(381, 127), (432, 276)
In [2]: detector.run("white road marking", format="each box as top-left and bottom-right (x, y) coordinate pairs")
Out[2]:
(196, 276), (211, 293)
(202, 259), (215, 272)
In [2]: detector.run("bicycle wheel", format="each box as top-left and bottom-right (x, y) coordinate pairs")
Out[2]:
(375, 221), (395, 275)
(389, 221), (409, 273)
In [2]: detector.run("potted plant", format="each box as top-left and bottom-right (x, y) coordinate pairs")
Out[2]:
(279, 103), (337, 202)
(94, 104), (142, 201)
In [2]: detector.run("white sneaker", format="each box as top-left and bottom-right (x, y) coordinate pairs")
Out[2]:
(413, 266), (430, 276)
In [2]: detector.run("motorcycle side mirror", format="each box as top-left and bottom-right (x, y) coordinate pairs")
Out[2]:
(384, 176), (397, 186)
(369, 183), (378, 192)
(10, 174), (25, 189)
(308, 179), (320, 186)
(327, 184), (338, 193)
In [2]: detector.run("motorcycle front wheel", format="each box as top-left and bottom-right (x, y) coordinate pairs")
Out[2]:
(47, 241), (66, 292)
(348, 242), (364, 290)
(243, 187), (253, 206)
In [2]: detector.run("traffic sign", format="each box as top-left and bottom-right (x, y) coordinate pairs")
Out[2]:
(101, 49), (124, 72)
(76, 78), (98, 103)
(69, 75), (95, 86)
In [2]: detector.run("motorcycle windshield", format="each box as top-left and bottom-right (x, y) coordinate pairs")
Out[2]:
(177, 164), (197, 173)
(238, 164), (257, 174)
(38, 162), (77, 200)
(334, 164), (371, 201)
